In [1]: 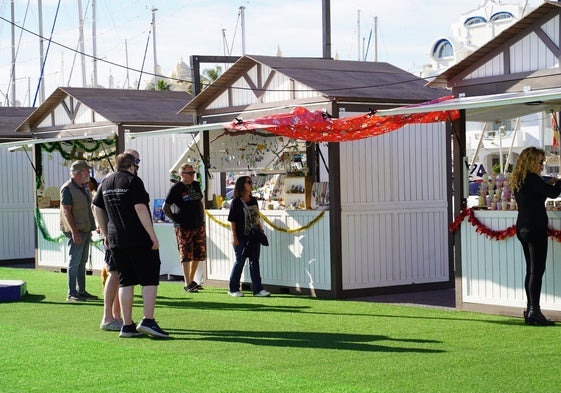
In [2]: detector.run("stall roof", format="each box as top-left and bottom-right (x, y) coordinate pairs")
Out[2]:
(0, 107), (35, 141)
(375, 87), (561, 122)
(429, 2), (561, 88)
(179, 55), (449, 114)
(15, 87), (194, 134)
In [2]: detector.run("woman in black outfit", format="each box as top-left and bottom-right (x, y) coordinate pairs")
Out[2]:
(227, 175), (270, 298)
(512, 146), (561, 326)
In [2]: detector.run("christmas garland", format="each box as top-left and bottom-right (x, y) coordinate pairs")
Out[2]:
(34, 207), (103, 245)
(35, 135), (118, 243)
(205, 210), (325, 233)
(450, 208), (561, 242)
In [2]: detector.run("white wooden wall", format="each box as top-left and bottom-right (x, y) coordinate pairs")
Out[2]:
(465, 14), (560, 80)
(461, 211), (561, 311)
(339, 122), (449, 289)
(206, 209), (331, 291)
(0, 148), (35, 261)
(126, 133), (202, 209)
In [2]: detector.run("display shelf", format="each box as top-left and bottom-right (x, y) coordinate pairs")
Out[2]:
(282, 176), (311, 209)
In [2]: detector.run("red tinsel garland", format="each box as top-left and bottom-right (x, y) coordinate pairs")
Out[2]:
(450, 208), (561, 242)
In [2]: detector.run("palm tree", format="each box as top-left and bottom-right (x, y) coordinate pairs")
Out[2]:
(200, 66), (222, 90)
(146, 79), (172, 91)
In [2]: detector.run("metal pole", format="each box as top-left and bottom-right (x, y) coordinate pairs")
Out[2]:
(38, 0), (45, 103)
(78, 0), (87, 87)
(469, 122), (489, 173)
(92, 0), (97, 87)
(505, 118), (520, 174)
(10, 0), (16, 106)
(152, 7), (158, 87)
(374, 16), (378, 62)
(125, 39), (130, 88)
(499, 125), (505, 174)
(240, 6), (246, 55)
(322, 0), (331, 59)
(357, 10), (361, 61)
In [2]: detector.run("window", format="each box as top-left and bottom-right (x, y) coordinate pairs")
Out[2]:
(433, 39), (453, 59)
(490, 12), (513, 22)
(464, 16), (487, 27)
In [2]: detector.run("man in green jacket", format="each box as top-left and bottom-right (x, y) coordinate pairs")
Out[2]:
(60, 160), (97, 302)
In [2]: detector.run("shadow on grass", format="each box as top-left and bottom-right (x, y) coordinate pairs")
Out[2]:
(163, 328), (445, 352)
(15, 291), (526, 328)
(155, 297), (526, 327)
(157, 297), (312, 313)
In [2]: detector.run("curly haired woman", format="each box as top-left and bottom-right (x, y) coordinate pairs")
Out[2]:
(511, 146), (561, 326)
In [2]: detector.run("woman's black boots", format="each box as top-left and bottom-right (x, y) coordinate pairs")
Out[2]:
(526, 307), (555, 326)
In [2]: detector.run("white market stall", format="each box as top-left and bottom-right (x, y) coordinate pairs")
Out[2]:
(374, 0), (561, 319)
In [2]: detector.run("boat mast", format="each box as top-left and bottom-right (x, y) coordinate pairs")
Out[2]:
(357, 10), (361, 61)
(92, 0), (97, 87)
(78, 0), (87, 87)
(38, 0), (45, 103)
(152, 7), (158, 87)
(10, 0), (16, 106)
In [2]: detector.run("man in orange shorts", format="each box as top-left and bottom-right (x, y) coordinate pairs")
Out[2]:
(163, 163), (206, 293)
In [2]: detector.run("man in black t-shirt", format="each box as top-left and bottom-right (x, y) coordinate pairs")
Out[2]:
(93, 152), (169, 338)
(163, 163), (206, 293)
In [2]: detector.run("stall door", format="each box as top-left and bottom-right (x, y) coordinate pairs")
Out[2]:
(340, 122), (449, 289)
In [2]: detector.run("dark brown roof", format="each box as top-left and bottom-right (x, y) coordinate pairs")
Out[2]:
(429, 1), (561, 88)
(180, 55), (448, 114)
(0, 107), (35, 139)
(18, 87), (193, 132)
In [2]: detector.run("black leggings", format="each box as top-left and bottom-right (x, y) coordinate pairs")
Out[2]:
(517, 228), (548, 309)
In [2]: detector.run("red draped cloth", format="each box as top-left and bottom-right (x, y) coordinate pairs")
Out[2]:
(224, 96), (460, 142)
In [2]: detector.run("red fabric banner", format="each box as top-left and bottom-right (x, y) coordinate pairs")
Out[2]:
(225, 96), (460, 142)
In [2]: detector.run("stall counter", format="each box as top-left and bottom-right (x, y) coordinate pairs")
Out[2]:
(460, 209), (561, 312)
(205, 209), (331, 291)
(36, 209), (184, 277)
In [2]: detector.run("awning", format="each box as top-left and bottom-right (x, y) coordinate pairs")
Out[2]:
(375, 87), (561, 122)
(126, 123), (226, 138)
(0, 132), (116, 150)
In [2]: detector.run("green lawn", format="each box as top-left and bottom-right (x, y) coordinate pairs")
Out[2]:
(1, 267), (560, 393)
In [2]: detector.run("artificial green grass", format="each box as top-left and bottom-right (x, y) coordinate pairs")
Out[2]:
(1, 267), (560, 392)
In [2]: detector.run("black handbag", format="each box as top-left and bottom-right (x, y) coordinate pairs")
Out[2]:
(250, 228), (269, 246)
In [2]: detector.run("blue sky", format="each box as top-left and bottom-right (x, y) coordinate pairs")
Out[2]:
(0, 0), (546, 106)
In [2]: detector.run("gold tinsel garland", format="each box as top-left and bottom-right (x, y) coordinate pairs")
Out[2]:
(204, 210), (325, 233)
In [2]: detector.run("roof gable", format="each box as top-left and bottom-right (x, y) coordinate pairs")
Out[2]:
(180, 55), (447, 115)
(429, 1), (561, 89)
(0, 107), (35, 139)
(17, 87), (194, 133)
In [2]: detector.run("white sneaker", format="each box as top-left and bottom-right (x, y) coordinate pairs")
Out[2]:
(254, 289), (271, 297)
(228, 291), (244, 297)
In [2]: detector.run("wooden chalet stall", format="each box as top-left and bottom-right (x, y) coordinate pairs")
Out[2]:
(379, 2), (561, 319)
(0, 107), (35, 264)
(7, 87), (195, 275)
(174, 54), (454, 299)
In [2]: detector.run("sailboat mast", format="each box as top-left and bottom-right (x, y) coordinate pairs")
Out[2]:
(357, 10), (361, 61)
(152, 7), (158, 87)
(374, 16), (378, 62)
(10, 0), (16, 106)
(78, 0), (87, 87)
(125, 39), (130, 89)
(38, 0), (45, 103)
(92, 0), (97, 87)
